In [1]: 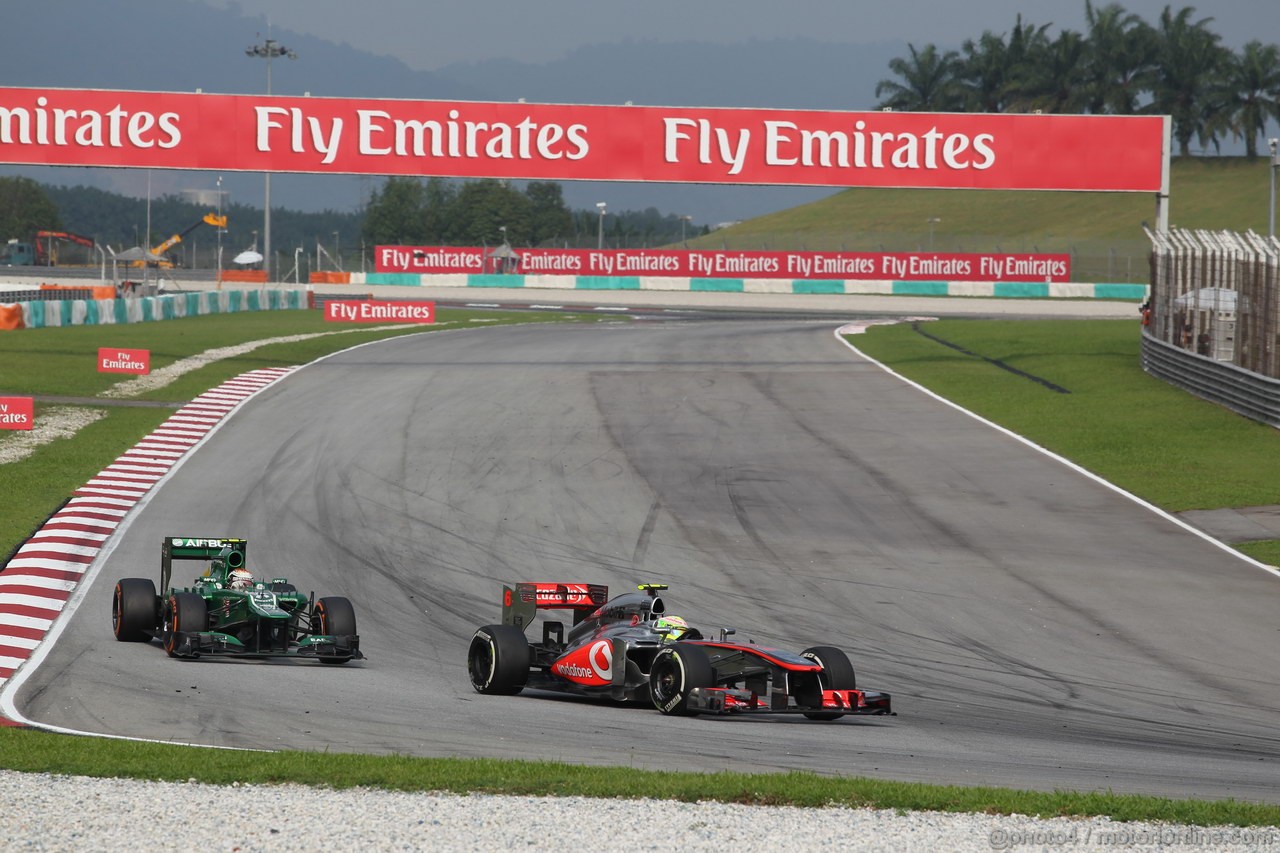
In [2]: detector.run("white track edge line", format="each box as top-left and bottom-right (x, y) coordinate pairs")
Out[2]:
(832, 324), (1280, 581)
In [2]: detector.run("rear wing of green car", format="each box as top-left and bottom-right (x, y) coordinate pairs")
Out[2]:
(160, 537), (247, 593)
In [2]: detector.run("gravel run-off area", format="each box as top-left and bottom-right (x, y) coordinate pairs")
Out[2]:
(2, 770), (1278, 852)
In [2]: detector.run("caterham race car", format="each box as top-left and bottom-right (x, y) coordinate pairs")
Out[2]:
(111, 537), (363, 664)
(467, 582), (891, 719)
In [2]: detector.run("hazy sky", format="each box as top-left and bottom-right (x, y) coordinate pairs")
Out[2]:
(205, 0), (1280, 69)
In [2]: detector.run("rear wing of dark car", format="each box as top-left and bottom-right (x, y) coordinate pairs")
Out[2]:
(161, 536), (247, 593)
(501, 582), (609, 632)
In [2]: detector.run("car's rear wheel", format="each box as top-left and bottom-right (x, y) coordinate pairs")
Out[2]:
(800, 645), (856, 720)
(163, 592), (207, 659)
(312, 596), (357, 665)
(112, 578), (158, 642)
(650, 643), (714, 716)
(468, 624), (529, 695)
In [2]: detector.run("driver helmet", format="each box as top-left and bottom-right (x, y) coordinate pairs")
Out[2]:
(654, 615), (690, 641)
(228, 567), (254, 590)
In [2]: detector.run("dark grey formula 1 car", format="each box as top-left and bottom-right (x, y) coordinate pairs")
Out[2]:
(467, 582), (891, 719)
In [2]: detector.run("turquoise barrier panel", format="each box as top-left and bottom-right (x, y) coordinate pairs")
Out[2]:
(793, 280), (845, 294)
(163, 297), (176, 320)
(85, 300), (100, 325)
(574, 276), (641, 290)
(994, 282), (1050, 298)
(468, 274), (526, 288)
(113, 299), (129, 323)
(366, 273), (423, 286)
(248, 290), (261, 311)
(28, 300), (45, 328)
(229, 291), (243, 312)
(1093, 283), (1146, 300)
(691, 278), (744, 292)
(893, 281), (950, 296)
(142, 298), (155, 322)
(186, 293), (201, 316)
(205, 292), (221, 314)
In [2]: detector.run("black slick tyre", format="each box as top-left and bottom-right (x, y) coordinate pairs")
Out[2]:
(649, 642), (714, 716)
(112, 578), (158, 642)
(468, 624), (529, 695)
(163, 592), (207, 659)
(312, 596), (357, 664)
(800, 645), (856, 720)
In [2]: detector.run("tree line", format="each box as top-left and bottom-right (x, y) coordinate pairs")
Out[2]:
(360, 176), (707, 249)
(0, 175), (710, 267)
(874, 2), (1280, 157)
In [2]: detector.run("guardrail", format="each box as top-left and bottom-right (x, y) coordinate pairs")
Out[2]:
(1141, 330), (1280, 427)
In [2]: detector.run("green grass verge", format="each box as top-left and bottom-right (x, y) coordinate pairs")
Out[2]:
(2, 727), (1277, 826)
(3, 310), (1278, 824)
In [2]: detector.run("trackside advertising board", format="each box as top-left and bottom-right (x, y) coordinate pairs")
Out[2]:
(0, 87), (1167, 192)
(0, 396), (34, 430)
(323, 300), (435, 323)
(97, 347), (150, 374)
(377, 246), (1072, 282)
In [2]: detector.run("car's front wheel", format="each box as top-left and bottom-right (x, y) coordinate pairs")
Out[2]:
(468, 624), (529, 695)
(163, 592), (208, 659)
(800, 645), (857, 720)
(312, 596), (357, 665)
(650, 643), (714, 716)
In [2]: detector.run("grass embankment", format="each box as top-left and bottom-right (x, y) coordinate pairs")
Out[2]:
(2, 310), (1278, 824)
(702, 156), (1273, 261)
(851, 318), (1280, 565)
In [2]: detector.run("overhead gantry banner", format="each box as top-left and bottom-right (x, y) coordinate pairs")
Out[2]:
(0, 87), (1168, 193)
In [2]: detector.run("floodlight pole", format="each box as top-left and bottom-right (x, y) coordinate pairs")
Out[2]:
(1269, 138), (1278, 241)
(246, 37), (297, 282)
(596, 202), (607, 250)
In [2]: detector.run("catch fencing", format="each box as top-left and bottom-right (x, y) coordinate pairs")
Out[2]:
(1143, 228), (1280, 425)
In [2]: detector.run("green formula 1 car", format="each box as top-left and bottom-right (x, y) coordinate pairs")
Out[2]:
(111, 536), (363, 664)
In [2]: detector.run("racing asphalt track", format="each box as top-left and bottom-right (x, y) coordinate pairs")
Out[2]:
(9, 307), (1280, 802)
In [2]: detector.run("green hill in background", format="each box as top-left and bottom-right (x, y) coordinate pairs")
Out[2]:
(697, 157), (1276, 283)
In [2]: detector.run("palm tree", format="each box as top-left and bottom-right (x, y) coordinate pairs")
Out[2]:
(956, 16), (1053, 113)
(1147, 5), (1233, 156)
(1218, 41), (1280, 159)
(1081, 1), (1158, 114)
(1019, 29), (1093, 113)
(874, 43), (962, 111)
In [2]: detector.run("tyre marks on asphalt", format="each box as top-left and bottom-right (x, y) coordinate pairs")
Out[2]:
(0, 367), (297, 700)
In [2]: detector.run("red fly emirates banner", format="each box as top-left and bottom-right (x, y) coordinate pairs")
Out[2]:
(377, 246), (1071, 282)
(0, 87), (1167, 191)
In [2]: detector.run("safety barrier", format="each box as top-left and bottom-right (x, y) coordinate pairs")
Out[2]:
(338, 271), (1146, 300)
(219, 269), (269, 284)
(0, 288), (306, 330)
(1141, 331), (1280, 428)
